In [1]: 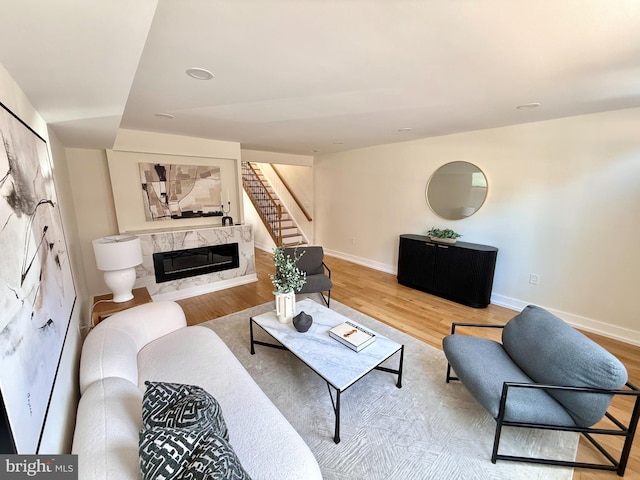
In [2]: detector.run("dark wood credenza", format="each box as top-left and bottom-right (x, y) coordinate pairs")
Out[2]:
(397, 234), (498, 308)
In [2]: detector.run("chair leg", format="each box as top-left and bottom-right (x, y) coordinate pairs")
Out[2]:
(617, 392), (640, 475)
(492, 383), (509, 464)
(320, 290), (331, 308)
(491, 418), (504, 464)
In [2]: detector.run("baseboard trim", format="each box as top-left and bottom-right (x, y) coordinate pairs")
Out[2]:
(255, 246), (640, 346)
(491, 294), (640, 346)
(150, 274), (258, 302)
(323, 248), (397, 274)
(255, 241), (275, 253)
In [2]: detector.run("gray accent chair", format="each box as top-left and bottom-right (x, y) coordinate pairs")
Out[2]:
(283, 246), (332, 307)
(443, 305), (640, 476)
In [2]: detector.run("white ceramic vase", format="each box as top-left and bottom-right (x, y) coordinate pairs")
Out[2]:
(429, 236), (457, 244)
(275, 290), (296, 323)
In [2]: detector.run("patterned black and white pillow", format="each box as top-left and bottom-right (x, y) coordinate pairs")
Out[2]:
(139, 427), (252, 480)
(142, 381), (229, 440)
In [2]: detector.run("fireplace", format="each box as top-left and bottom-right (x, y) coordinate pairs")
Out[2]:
(153, 243), (239, 283)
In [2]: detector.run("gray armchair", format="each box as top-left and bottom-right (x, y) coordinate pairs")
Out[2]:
(442, 305), (640, 476)
(283, 246), (332, 307)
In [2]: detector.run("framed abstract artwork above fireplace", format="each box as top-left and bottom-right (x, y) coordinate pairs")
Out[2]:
(0, 101), (76, 453)
(107, 150), (241, 233)
(139, 162), (224, 221)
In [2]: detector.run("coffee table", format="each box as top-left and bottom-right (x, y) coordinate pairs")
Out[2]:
(250, 298), (404, 443)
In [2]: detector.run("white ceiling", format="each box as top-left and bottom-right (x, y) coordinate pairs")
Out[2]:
(0, 0), (639, 155)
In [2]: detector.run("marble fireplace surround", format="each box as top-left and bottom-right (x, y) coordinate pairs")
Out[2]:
(134, 225), (257, 301)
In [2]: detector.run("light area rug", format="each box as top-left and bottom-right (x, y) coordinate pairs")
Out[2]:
(201, 297), (578, 480)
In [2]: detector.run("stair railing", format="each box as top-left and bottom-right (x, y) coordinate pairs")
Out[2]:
(241, 161), (283, 245)
(271, 165), (312, 222)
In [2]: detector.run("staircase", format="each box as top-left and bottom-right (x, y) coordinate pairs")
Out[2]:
(242, 161), (308, 246)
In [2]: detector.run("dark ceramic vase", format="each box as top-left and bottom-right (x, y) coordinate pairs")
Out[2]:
(293, 311), (313, 333)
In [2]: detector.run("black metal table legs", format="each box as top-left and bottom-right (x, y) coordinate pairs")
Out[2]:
(326, 345), (404, 444)
(250, 317), (287, 354)
(327, 385), (342, 443)
(251, 318), (405, 445)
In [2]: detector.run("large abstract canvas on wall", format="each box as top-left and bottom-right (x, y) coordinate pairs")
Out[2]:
(0, 102), (76, 453)
(139, 162), (223, 221)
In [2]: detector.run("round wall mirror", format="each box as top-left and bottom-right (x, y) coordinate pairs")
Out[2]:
(426, 161), (488, 220)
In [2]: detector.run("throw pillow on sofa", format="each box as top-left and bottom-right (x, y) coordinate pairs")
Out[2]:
(139, 427), (252, 480)
(142, 381), (229, 440)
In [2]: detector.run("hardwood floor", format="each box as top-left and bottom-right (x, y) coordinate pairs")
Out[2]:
(176, 248), (640, 479)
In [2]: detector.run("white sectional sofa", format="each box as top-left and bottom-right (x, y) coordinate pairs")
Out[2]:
(72, 301), (322, 480)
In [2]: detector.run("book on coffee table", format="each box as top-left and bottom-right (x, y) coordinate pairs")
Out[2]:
(328, 321), (376, 352)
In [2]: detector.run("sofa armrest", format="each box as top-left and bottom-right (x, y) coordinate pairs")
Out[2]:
(80, 301), (186, 393)
(94, 301), (187, 348)
(72, 378), (143, 480)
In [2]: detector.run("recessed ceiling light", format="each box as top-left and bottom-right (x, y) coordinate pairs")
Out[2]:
(186, 67), (214, 80)
(516, 103), (541, 110)
(155, 112), (174, 119)
(398, 127), (412, 132)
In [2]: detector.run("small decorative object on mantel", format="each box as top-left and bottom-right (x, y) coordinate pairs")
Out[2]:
(293, 311), (313, 332)
(270, 246), (307, 323)
(221, 201), (233, 226)
(427, 227), (463, 244)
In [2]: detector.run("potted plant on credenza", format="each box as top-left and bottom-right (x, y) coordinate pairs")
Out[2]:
(427, 227), (463, 244)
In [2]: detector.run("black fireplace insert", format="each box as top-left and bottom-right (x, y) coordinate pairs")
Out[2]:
(153, 243), (239, 283)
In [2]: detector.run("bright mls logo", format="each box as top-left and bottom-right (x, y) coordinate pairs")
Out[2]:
(1, 455), (77, 479)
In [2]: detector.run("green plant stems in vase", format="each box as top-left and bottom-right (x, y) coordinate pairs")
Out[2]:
(427, 227), (462, 244)
(270, 246), (307, 294)
(271, 246), (307, 323)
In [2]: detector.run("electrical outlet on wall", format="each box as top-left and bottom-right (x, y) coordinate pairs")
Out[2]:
(529, 273), (540, 285)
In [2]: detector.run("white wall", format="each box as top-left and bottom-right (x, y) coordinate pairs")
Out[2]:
(273, 164), (314, 214)
(315, 107), (640, 344)
(65, 148), (119, 298)
(0, 64), (85, 453)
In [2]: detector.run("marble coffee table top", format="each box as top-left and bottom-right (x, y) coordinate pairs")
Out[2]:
(250, 298), (402, 391)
